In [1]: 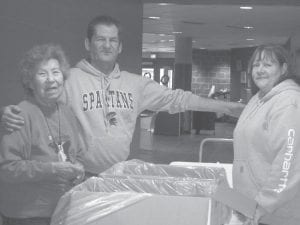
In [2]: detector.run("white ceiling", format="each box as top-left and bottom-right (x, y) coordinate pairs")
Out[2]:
(142, 3), (300, 52)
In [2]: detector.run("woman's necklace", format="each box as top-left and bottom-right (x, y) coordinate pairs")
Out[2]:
(43, 103), (67, 162)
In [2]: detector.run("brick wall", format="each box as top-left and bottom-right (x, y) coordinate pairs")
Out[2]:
(192, 49), (231, 98)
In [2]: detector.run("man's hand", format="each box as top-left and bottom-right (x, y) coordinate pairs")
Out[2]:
(1, 105), (24, 132)
(226, 102), (245, 118)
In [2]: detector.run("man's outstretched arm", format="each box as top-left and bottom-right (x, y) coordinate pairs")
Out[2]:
(187, 96), (245, 118)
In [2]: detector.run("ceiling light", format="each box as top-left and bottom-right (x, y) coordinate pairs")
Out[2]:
(159, 34), (165, 36)
(169, 39), (174, 42)
(240, 6), (253, 10)
(150, 54), (156, 59)
(246, 38), (254, 41)
(243, 26), (254, 29)
(148, 16), (160, 20)
(158, 3), (171, 6)
(172, 31), (182, 34)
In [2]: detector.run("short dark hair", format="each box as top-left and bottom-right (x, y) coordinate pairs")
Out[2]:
(20, 43), (70, 96)
(86, 15), (122, 42)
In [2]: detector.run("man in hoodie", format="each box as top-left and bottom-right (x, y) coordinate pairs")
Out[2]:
(1, 15), (244, 175)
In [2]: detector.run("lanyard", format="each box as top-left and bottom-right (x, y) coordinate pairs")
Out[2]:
(42, 103), (67, 162)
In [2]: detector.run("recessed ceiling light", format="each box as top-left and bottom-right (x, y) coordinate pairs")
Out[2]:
(148, 16), (160, 20)
(159, 34), (165, 36)
(243, 26), (254, 29)
(150, 54), (156, 59)
(169, 39), (174, 42)
(172, 31), (182, 34)
(200, 48), (206, 50)
(158, 3), (171, 6)
(240, 6), (253, 10)
(246, 38), (254, 41)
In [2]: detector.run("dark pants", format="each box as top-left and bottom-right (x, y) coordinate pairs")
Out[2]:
(2, 216), (51, 225)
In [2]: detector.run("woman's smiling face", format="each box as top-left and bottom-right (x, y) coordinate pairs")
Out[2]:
(252, 50), (287, 96)
(30, 58), (64, 106)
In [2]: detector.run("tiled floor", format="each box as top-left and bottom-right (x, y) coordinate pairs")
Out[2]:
(131, 122), (236, 164)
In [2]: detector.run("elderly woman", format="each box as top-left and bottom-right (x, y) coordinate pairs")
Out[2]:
(233, 44), (300, 225)
(0, 44), (85, 225)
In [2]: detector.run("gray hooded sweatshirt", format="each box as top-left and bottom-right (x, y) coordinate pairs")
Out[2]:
(233, 79), (300, 225)
(65, 59), (203, 174)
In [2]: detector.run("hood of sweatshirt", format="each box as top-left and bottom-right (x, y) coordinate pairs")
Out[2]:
(237, 79), (300, 123)
(75, 59), (121, 82)
(257, 79), (300, 103)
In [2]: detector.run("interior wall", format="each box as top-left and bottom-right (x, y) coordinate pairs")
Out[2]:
(143, 52), (175, 58)
(192, 49), (231, 98)
(290, 31), (300, 77)
(230, 47), (256, 102)
(0, 0), (142, 106)
(290, 33), (300, 53)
